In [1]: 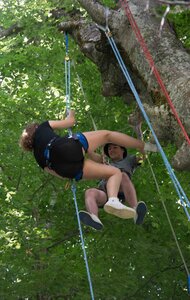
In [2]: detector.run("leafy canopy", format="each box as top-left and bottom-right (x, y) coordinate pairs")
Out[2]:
(0, 0), (189, 299)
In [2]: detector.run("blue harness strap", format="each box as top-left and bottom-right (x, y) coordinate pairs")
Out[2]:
(73, 132), (89, 152)
(44, 137), (57, 168)
(72, 132), (89, 181)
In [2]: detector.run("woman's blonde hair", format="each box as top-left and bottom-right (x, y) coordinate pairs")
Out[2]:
(19, 123), (39, 151)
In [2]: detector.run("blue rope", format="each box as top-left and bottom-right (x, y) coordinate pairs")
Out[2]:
(65, 32), (69, 54)
(64, 33), (95, 300)
(102, 28), (190, 220)
(188, 274), (190, 295)
(71, 183), (95, 300)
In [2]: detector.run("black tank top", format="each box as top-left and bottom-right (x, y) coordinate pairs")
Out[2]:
(33, 121), (59, 169)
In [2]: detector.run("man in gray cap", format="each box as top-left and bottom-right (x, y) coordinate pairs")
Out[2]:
(79, 143), (147, 230)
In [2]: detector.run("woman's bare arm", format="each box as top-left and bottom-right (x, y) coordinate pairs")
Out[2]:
(49, 110), (75, 129)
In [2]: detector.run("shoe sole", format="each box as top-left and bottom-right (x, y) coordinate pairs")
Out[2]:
(79, 211), (103, 230)
(104, 204), (136, 219)
(135, 202), (147, 225)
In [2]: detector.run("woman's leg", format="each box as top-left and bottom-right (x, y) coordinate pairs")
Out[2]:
(82, 159), (122, 197)
(82, 159), (136, 220)
(83, 130), (145, 154)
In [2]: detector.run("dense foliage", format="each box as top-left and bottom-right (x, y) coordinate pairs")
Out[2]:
(0, 0), (190, 299)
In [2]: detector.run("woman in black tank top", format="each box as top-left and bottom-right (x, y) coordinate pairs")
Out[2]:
(20, 110), (158, 203)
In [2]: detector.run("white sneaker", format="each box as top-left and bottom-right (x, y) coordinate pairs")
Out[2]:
(144, 143), (158, 153)
(104, 198), (136, 219)
(79, 211), (103, 230)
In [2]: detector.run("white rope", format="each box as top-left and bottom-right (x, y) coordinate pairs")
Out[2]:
(159, 5), (170, 37)
(72, 60), (98, 131)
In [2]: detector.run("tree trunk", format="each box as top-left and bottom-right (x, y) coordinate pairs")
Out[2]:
(59, 0), (190, 171)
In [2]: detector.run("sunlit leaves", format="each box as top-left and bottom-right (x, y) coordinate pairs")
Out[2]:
(0, 0), (189, 299)
(168, 9), (190, 48)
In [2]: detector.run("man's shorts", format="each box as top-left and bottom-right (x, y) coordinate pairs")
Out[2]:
(97, 171), (132, 203)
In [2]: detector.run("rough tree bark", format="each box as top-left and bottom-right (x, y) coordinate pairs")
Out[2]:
(58, 0), (190, 171)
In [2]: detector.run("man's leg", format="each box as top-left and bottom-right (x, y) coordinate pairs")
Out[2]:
(79, 188), (107, 230)
(85, 188), (107, 216)
(120, 173), (138, 208)
(83, 160), (135, 219)
(120, 173), (147, 225)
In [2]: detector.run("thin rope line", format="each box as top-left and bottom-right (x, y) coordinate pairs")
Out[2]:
(147, 156), (190, 276)
(76, 74), (98, 131)
(71, 183), (95, 300)
(72, 60), (98, 131)
(65, 33), (72, 137)
(134, 122), (189, 282)
(64, 33), (95, 300)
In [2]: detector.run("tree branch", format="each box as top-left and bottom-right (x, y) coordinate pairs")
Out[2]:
(58, 20), (85, 33)
(77, 0), (111, 25)
(46, 230), (79, 251)
(155, 0), (190, 5)
(46, 228), (90, 251)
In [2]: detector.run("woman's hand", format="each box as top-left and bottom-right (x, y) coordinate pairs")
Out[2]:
(49, 109), (76, 129)
(66, 109), (76, 127)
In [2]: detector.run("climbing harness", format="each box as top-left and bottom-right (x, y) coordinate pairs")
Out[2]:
(119, 0), (190, 145)
(64, 32), (95, 300)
